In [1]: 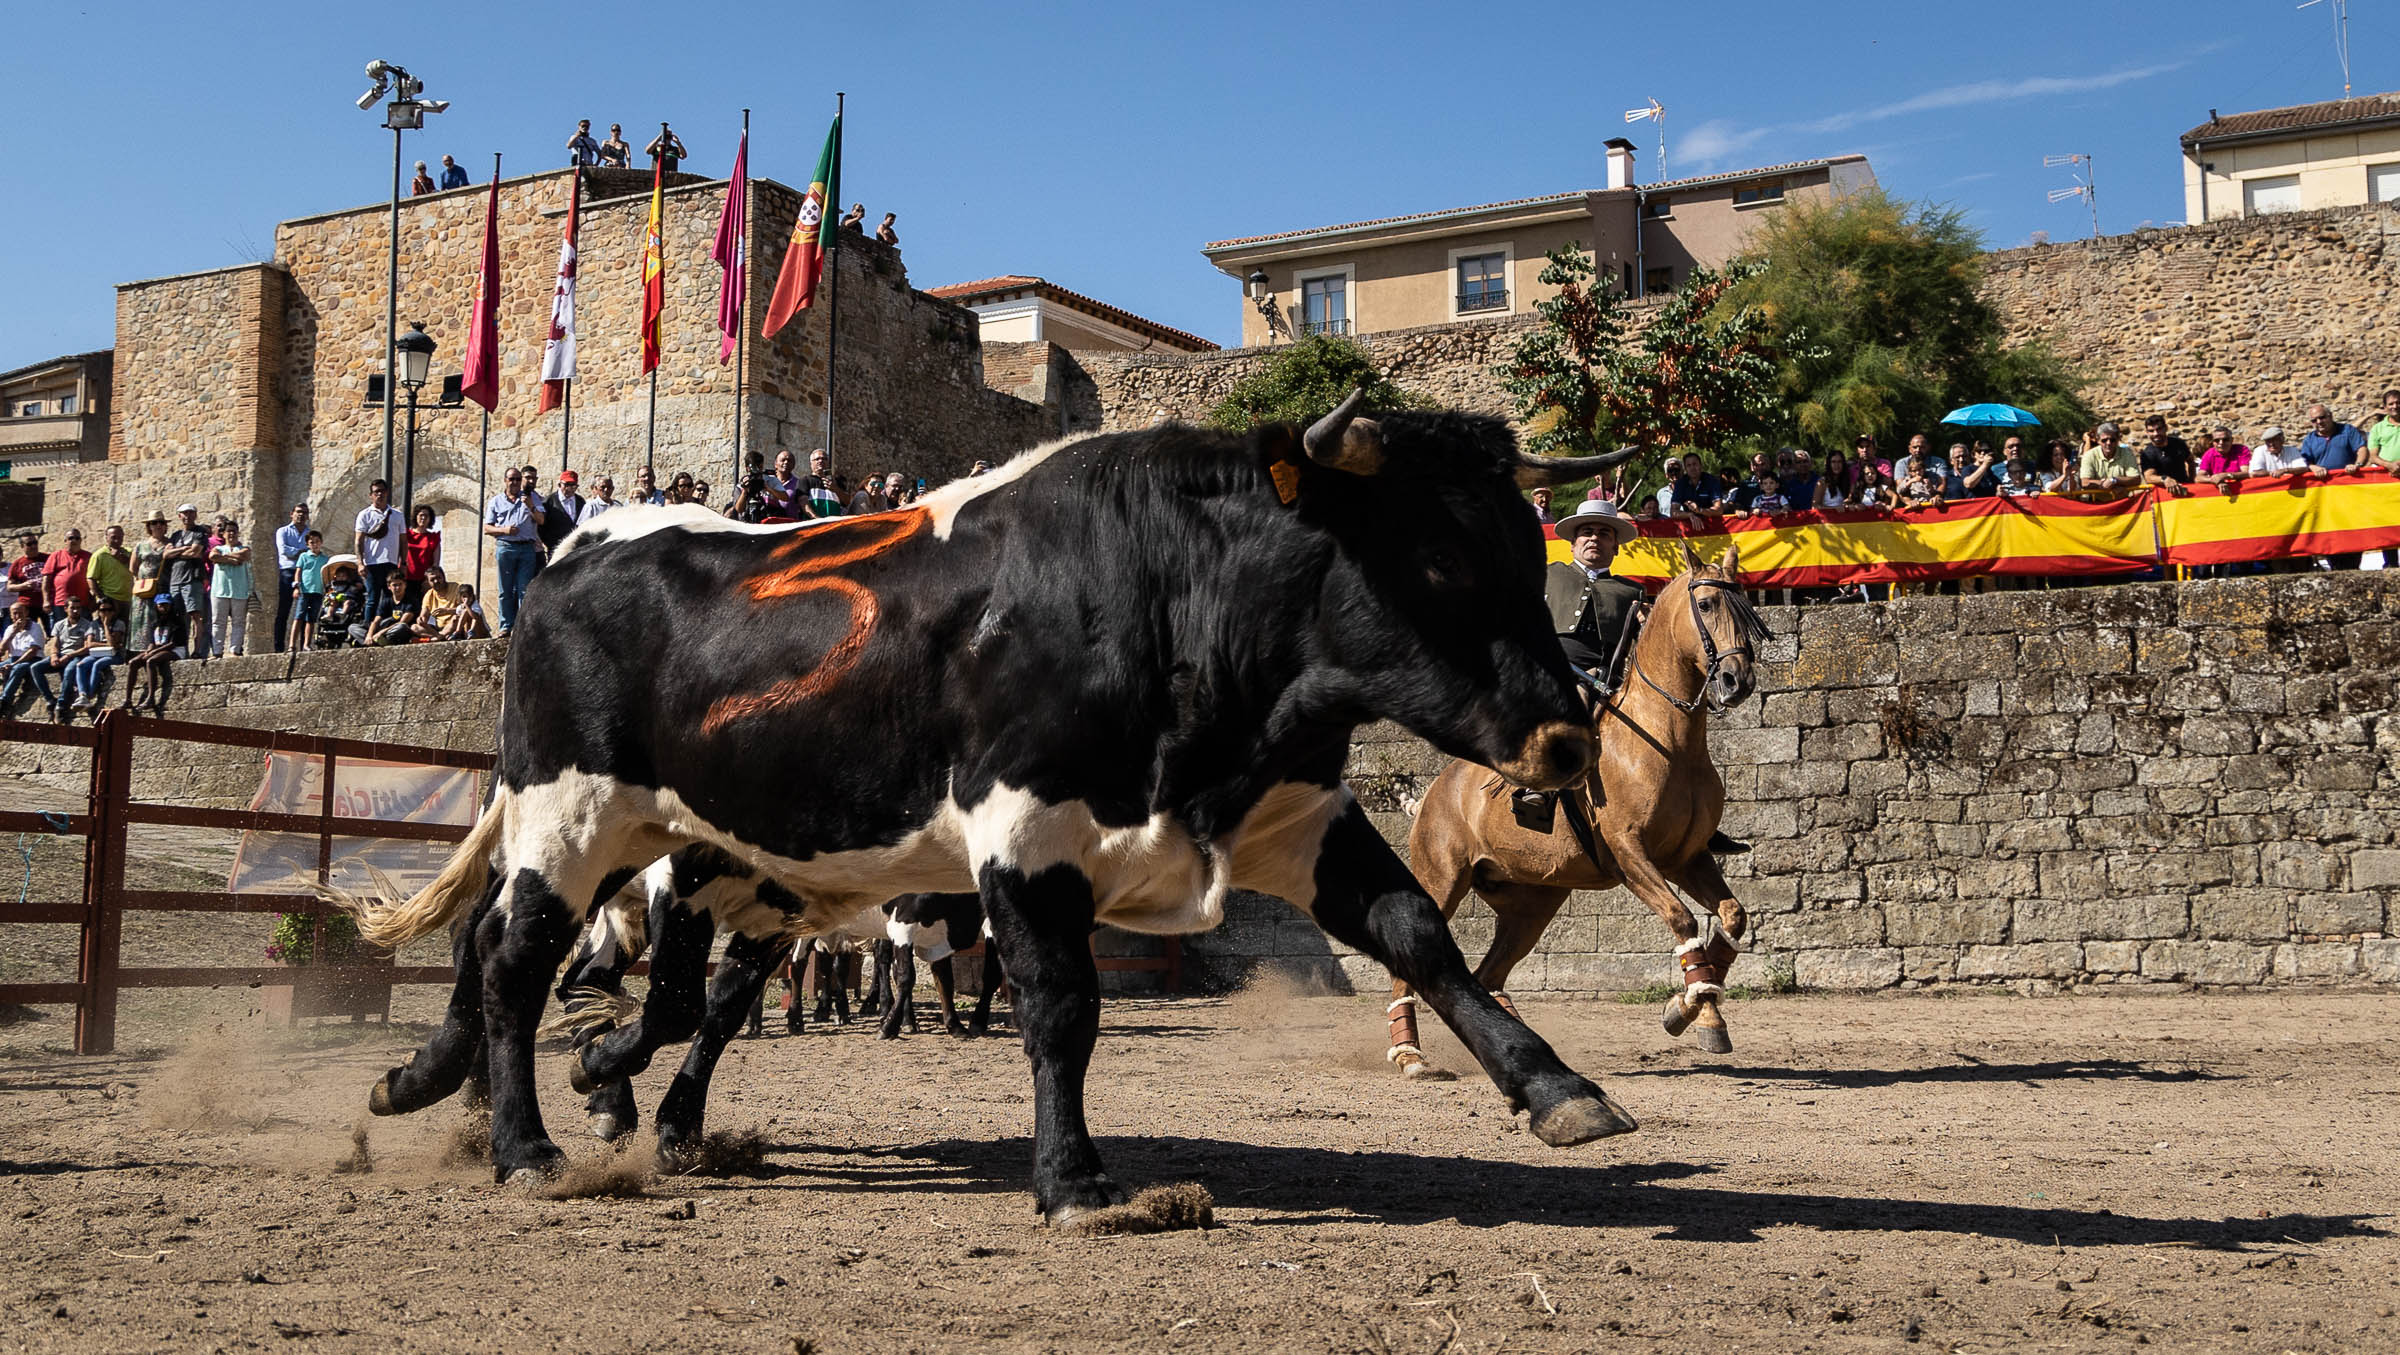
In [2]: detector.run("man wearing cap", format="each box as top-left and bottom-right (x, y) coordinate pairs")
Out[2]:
(1546, 499), (1645, 683)
(2247, 427), (2308, 476)
(539, 470), (588, 557)
(163, 505), (214, 658)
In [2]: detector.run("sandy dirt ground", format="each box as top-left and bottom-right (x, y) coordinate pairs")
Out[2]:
(0, 984), (2394, 1354)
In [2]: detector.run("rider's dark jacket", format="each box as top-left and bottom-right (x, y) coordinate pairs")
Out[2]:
(1545, 561), (1644, 689)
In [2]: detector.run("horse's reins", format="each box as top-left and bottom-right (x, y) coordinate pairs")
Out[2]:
(1629, 576), (1773, 715)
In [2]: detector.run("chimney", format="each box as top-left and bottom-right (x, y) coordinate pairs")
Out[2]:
(1604, 137), (1638, 190)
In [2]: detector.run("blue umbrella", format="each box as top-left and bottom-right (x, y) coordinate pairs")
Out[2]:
(1942, 403), (2043, 427)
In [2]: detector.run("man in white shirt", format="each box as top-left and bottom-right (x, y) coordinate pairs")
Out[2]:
(272, 502), (310, 654)
(583, 476), (622, 521)
(2247, 427), (2310, 476)
(353, 480), (404, 625)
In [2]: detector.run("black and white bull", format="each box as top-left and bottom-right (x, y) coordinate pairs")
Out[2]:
(543, 856), (996, 1147)
(866, 892), (1003, 1039)
(351, 395), (1637, 1224)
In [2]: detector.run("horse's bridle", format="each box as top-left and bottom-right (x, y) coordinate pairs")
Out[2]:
(1631, 575), (1771, 715)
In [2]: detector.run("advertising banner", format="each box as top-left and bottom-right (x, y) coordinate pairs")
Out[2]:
(228, 752), (480, 896)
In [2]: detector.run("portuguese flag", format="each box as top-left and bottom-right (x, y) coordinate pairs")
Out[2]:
(763, 113), (841, 338)
(638, 157), (665, 374)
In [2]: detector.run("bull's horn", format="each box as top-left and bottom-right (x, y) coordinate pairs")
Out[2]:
(1302, 388), (1384, 476)
(1514, 445), (1641, 489)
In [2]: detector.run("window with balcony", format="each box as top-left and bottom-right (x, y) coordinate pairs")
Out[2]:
(58, 396), (76, 415)
(15, 402), (40, 417)
(1455, 252), (1507, 313)
(1300, 273), (1350, 336)
(1735, 180), (1786, 205)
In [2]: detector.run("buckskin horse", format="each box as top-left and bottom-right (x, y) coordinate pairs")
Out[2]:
(1388, 540), (1769, 1077)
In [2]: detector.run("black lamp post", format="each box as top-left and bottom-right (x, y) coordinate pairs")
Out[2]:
(394, 322), (436, 522)
(357, 59), (449, 490)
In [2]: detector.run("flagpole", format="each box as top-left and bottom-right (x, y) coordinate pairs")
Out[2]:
(645, 368), (658, 478)
(825, 92), (844, 470)
(731, 108), (749, 494)
(562, 381), (573, 471)
(476, 407), (489, 598)
(476, 149), (497, 601)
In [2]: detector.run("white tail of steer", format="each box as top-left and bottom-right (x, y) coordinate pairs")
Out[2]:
(335, 789), (511, 949)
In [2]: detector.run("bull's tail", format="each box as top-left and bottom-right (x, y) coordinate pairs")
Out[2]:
(340, 789), (511, 949)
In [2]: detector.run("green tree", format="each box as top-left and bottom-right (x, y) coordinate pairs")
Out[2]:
(1500, 246), (1789, 479)
(1726, 189), (2092, 448)
(1204, 334), (1422, 431)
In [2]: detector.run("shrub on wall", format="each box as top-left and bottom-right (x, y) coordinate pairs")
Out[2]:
(1203, 334), (1424, 431)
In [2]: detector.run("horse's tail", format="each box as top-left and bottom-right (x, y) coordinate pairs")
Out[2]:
(340, 788), (511, 949)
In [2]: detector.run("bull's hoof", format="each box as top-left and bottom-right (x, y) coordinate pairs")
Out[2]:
(367, 1074), (398, 1117)
(588, 1111), (633, 1143)
(494, 1141), (566, 1187)
(1527, 1091), (1640, 1147)
(1661, 993), (1698, 1038)
(877, 1026), (900, 1042)
(1691, 1023), (1733, 1055)
(1040, 1178), (1130, 1230)
(566, 1056), (597, 1096)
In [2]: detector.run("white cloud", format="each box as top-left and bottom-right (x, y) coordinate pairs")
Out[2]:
(1671, 59), (2188, 173)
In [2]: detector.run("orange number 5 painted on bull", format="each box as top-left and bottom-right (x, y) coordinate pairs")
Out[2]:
(702, 509), (931, 734)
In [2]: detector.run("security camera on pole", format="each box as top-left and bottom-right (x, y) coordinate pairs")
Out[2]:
(356, 60), (450, 490)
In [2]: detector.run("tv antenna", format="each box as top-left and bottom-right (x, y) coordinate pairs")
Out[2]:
(2296, 0), (2352, 98)
(2045, 153), (2099, 241)
(1624, 99), (1666, 182)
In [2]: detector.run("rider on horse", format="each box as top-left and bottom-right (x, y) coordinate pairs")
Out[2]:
(1533, 497), (1747, 857)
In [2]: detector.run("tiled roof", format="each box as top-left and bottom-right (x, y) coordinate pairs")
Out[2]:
(2183, 92), (2400, 143)
(924, 276), (1217, 352)
(1612, 154), (1868, 194)
(1202, 155), (1867, 252)
(1202, 193), (1587, 252)
(924, 275), (1043, 298)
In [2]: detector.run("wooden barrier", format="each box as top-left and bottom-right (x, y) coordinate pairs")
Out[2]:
(0, 712), (489, 1054)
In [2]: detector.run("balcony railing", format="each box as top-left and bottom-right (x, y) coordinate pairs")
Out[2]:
(1457, 289), (1509, 313)
(1303, 318), (1352, 337)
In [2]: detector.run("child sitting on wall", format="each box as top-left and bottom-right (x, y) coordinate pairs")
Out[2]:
(119, 594), (186, 715)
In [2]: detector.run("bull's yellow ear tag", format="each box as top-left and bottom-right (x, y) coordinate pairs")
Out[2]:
(1269, 458), (1302, 505)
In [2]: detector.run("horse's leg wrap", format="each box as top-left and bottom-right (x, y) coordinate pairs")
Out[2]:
(1664, 927), (1738, 1052)
(1385, 994), (1424, 1065)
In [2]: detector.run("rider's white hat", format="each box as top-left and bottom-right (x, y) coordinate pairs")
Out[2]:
(1554, 498), (1638, 548)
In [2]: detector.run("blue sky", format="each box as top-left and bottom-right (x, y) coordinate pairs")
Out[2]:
(6, 0), (2387, 369)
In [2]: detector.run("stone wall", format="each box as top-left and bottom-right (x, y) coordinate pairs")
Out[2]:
(8, 573), (2393, 995)
(1210, 571), (2398, 995)
(1984, 202), (2400, 434)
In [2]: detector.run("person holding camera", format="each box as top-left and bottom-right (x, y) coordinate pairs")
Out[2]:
(731, 453), (774, 524)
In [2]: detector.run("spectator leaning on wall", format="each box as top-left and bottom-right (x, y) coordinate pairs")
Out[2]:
(163, 505), (213, 660)
(2079, 423), (2142, 493)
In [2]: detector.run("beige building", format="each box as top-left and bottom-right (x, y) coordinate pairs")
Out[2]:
(925, 276), (1216, 353)
(0, 352), (111, 484)
(1201, 142), (1874, 346)
(2182, 91), (2400, 222)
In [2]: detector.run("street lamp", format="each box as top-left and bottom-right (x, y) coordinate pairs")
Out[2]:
(357, 60), (449, 493)
(394, 322), (436, 522)
(1246, 269), (1285, 344)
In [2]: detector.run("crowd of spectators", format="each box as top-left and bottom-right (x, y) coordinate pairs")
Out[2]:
(1546, 396), (2400, 599)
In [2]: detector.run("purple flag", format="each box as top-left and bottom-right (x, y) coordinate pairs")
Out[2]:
(711, 129), (748, 364)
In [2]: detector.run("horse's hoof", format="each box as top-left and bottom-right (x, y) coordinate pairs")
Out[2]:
(1692, 1024), (1733, 1055)
(1528, 1091), (1640, 1147)
(1400, 1059), (1457, 1083)
(588, 1111), (632, 1143)
(367, 1074), (397, 1117)
(1660, 993), (1698, 1037)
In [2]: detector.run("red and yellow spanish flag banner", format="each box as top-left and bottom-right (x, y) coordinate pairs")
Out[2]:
(1546, 471), (2400, 586)
(2153, 469), (2400, 566)
(638, 157), (666, 374)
